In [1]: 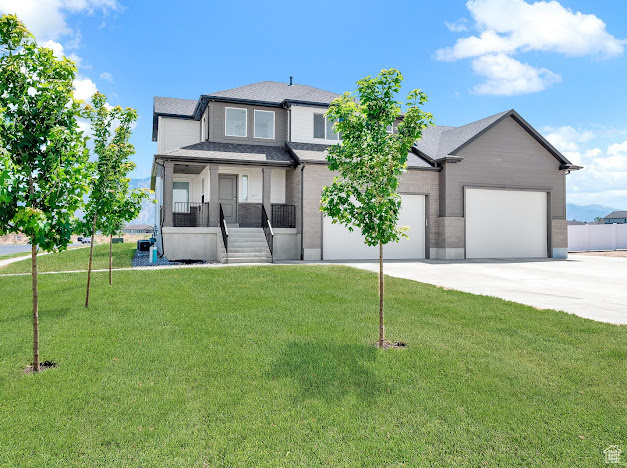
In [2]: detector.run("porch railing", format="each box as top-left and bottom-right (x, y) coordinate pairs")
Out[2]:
(220, 204), (228, 261)
(262, 205), (274, 260)
(173, 202), (209, 227)
(271, 204), (296, 228)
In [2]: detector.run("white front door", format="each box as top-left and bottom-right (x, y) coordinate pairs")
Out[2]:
(322, 194), (426, 260)
(465, 188), (548, 258)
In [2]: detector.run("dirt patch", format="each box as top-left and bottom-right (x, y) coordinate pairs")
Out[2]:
(570, 251), (627, 258)
(374, 341), (407, 350)
(23, 360), (57, 374)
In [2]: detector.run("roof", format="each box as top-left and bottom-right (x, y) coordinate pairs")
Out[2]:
(604, 211), (627, 219)
(285, 141), (435, 169)
(413, 109), (580, 170)
(158, 141), (296, 166)
(206, 81), (340, 106)
(567, 220), (585, 225)
(124, 224), (153, 230)
(152, 97), (197, 141)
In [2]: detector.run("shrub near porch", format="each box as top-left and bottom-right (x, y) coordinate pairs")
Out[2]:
(0, 265), (624, 466)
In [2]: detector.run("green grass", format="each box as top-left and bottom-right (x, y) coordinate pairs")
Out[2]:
(0, 266), (624, 466)
(0, 243), (136, 274)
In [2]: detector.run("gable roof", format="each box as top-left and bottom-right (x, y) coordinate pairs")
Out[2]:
(413, 109), (582, 170)
(206, 81), (340, 106)
(604, 210), (627, 219)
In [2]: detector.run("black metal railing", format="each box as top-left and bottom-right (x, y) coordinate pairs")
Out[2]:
(262, 205), (274, 260)
(271, 204), (296, 228)
(220, 204), (228, 260)
(173, 202), (209, 227)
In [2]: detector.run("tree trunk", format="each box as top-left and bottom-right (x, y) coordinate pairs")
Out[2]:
(85, 213), (97, 307)
(31, 244), (40, 372)
(379, 240), (384, 348)
(109, 234), (112, 286)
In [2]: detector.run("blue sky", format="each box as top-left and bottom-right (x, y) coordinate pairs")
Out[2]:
(2, 0), (627, 209)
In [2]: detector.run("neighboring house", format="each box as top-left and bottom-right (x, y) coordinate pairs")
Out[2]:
(603, 211), (627, 224)
(122, 224), (154, 234)
(151, 80), (581, 263)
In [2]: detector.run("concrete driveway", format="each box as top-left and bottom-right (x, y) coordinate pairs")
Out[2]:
(344, 255), (626, 325)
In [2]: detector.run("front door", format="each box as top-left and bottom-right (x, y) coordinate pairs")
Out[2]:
(218, 175), (238, 224)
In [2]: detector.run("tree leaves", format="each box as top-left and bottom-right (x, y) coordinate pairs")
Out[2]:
(320, 69), (433, 247)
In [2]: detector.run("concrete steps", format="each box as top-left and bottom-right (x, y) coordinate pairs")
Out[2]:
(222, 227), (272, 264)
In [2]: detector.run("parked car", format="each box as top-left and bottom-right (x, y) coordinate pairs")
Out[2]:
(81, 237), (91, 244)
(77, 236), (83, 242)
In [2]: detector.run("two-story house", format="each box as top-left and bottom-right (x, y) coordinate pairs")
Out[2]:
(151, 80), (581, 263)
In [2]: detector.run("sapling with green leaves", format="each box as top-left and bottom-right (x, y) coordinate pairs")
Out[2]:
(320, 69), (433, 348)
(77, 93), (147, 300)
(0, 14), (90, 371)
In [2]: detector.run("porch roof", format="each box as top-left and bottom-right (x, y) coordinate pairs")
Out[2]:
(285, 141), (436, 169)
(157, 141), (297, 167)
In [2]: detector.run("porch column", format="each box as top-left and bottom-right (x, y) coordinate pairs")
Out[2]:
(163, 161), (174, 227)
(209, 164), (219, 227)
(262, 167), (272, 221)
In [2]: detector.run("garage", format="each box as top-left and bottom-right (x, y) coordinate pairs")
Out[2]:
(322, 194), (426, 260)
(465, 188), (548, 259)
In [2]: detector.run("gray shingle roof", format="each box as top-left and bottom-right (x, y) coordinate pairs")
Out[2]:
(414, 111), (509, 161)
(285, 142), (433, 169)
(159, 141), (296, 166)
(604, 211), (627, 219)
(207, 81), (340, 105)
(154, 96), (197, 116)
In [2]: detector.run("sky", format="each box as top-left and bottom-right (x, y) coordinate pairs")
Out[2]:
(1, 0), (626, 209)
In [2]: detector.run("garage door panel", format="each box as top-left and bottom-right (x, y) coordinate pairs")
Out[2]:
(465, 189), (547, 259)
(323, 194), (426, 260)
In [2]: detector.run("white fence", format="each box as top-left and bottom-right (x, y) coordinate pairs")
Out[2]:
(568, 223), (627, 251)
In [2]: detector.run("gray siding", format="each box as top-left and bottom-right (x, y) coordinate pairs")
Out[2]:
(208, 101), (288, 146)
(442, 116), (567, 219)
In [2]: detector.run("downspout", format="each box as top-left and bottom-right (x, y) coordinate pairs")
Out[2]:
(300, 164), (305, 260)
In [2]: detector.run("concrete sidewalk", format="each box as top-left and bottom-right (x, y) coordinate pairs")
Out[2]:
(343, 255), (626, 325)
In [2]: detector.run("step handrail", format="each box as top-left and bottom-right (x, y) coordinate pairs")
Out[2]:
(261, 205), (274, 261)
(219, 204), (228, 263)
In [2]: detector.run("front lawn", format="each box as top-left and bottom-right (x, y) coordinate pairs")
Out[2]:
(0, 266), (624, 466)
(0, 242), (136, 274)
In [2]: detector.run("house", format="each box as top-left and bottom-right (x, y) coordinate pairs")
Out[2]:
(151, 80), (581, 263)
(603, 211), (627, 224)
(122, 224), (154, 234)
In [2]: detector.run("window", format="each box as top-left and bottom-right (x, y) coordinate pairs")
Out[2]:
(314, 113), (340, 140)
(172, 181), (189, 212)
(386, 124), (393, 134)
(242, 175), (248, 201)
(225, 107), (247, 137)
(254, 110), (275, 139)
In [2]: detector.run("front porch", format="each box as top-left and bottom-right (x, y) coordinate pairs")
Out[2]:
(158, 161), (300, 262)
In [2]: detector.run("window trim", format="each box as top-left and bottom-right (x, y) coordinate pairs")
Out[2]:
(313, 112), (340, 141)
(224, 106), (247, 138)
(253, 109), (275, 140)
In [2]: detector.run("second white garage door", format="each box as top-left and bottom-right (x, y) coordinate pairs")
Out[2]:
(465, 188), (548, 259)
(322, 194), (426, 260)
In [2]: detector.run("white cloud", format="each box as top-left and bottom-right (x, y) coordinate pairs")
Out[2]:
(445, 19), (468, 32)
(437, 0), (625, 95)
(544, 126), (596, 152)
(0, 0), (118, 42)
(73, 76), (97, 102)
(471, 54), (561, 95)
(99, 72), (113, 82)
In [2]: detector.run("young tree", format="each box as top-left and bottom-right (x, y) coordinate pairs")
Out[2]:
(320, 69), (433, 348)
(77, 93), (147, 299)
(0, 15), (90, 371)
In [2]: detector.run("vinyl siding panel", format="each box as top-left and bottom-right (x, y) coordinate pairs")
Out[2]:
(290, 105), (340, 144)
(443, 116), (566, 219)
(157, 117), (201, 154)
(208, 102), (287, 146)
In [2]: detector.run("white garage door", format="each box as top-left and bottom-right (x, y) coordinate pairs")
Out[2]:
(323, 194), (426, 260)
(465, 188), (548, 259)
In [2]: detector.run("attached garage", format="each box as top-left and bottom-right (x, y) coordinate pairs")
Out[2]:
(465, 188), (548, 259)
(322, 194), (426, 260)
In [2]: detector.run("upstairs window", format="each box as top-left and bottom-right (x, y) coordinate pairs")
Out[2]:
(225, 107), (247, 137)
(313, 113), (340, 141)
(254, 110), (275, 139)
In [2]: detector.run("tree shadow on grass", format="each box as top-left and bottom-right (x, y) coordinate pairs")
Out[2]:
(267, 341), (389, 403)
